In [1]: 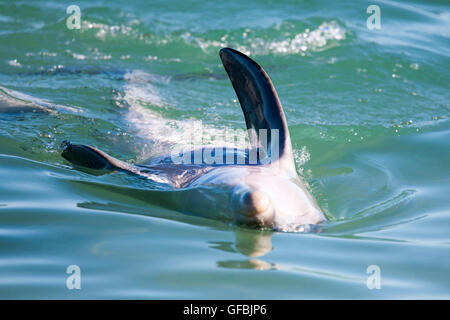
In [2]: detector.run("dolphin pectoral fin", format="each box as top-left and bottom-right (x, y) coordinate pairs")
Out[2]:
(60, 141), (134, 172)
(60, 141), (175, 185)
(219, 48), (296, 173)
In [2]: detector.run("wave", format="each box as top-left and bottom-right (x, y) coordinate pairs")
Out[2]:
(181, 21), (346, 56)
(0, 86), (81, 114)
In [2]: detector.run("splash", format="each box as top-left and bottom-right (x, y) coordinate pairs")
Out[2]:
(274, 223), (323, 233)
(121, 70), (248, 158)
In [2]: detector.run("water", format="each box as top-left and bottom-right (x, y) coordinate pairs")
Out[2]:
(0, 0), (449, 299)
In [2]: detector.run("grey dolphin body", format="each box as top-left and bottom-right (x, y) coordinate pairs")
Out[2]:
(61, 48), (325, 230)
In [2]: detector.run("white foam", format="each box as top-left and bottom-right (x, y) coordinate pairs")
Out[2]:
(266, 21), (345, 54)
(182, 21), (346, 56)
(8, 59), (22, 68)
(81, 20), (135, 41)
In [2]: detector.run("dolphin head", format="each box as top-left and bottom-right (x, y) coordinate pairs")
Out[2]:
(230, 170), (325, 230)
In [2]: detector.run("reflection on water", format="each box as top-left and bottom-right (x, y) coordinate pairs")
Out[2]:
(233, 229), (273, 257)
(213, 229), (278, 270)
(217, 259), (277, 270)
(81, 198), (277, 267)
(81, 197), (278, 269)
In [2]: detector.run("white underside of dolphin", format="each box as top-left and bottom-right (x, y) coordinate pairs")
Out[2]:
(61, 48), (325, 231)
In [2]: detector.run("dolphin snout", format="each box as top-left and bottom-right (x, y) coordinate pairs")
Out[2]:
(231, 188), (274, 227)
(240, 190), (271, 216)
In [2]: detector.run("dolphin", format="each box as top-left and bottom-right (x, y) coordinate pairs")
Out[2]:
(61, 48), (325, 231)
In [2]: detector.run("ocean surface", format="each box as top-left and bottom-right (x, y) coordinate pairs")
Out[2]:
(0, 0), (449, 299)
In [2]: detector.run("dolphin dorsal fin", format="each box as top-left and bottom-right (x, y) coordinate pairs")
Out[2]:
(219, 48), (296, 174)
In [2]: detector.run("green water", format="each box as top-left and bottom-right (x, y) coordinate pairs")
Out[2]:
(0, 0), (449, 299)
